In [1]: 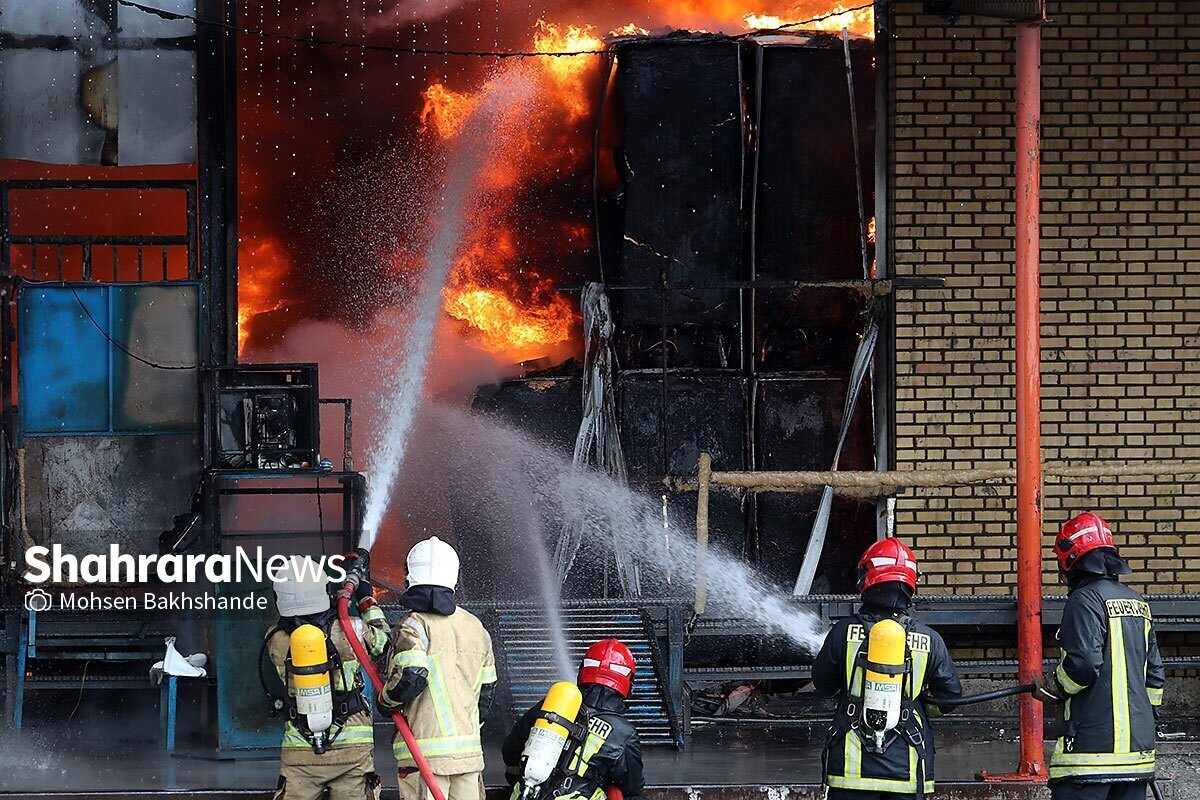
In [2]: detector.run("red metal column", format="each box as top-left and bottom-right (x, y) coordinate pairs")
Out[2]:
(1013, 19), (1048, 779)
(982, 19), (1047, 782)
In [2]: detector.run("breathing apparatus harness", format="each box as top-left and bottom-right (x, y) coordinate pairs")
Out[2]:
(259, 612), (368, 754)
(515, 682), (593, 800)
(825, 612), (928, 798)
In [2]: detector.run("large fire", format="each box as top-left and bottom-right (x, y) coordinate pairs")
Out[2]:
(423, 20), (602, 356)
(743, 3), (874, 35)
(236, 2), (874, 357)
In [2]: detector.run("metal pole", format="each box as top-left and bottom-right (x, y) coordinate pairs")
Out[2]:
(693, 453), (711, 616)
(1013, 19), (1046, 780)
(983, 19), (1047, 782)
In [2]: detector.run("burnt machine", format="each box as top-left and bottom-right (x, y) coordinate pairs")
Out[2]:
(210, 364), (320, 471)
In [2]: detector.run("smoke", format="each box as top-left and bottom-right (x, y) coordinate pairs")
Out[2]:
(365, 0), (482, 29)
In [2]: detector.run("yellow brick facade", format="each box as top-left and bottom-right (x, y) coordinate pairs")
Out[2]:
(888, 2), (1200, 594)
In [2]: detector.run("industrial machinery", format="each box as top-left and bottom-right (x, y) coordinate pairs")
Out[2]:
(210, 364), (320, 471)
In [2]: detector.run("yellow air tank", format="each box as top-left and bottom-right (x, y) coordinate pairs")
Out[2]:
(520, 681), (584, 794)
(290, 624), (333, 751)
(862, 618), (906, 751)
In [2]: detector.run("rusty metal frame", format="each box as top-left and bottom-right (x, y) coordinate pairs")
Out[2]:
(0, 180), (199, 281)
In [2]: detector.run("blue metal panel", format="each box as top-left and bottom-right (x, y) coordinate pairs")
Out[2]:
(19, 286), (110, 434)
(18, 283), (201, 436)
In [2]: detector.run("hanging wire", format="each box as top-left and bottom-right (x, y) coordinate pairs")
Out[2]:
(68, 285), (198, 370)
(117, 0), (878, 58)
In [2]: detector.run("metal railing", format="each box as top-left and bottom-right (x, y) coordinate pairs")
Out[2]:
(0, 180), (198, 281)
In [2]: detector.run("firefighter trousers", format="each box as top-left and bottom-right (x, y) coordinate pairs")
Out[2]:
(275, 749), (380, 800)
(398, 770), (485, 800)
(1050, 781), (1150, 800)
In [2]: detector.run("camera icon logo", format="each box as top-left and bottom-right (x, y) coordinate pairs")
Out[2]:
(24, 588), (52, 612)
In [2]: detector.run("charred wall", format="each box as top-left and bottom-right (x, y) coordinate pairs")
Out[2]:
(464, 32), (878, 600)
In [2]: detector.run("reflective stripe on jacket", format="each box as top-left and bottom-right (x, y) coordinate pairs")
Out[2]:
(267, 604), (391, 767)
(1049, 577), (1165, 784)
(812, 612), (961, 796)
(381, 607), (498, 774)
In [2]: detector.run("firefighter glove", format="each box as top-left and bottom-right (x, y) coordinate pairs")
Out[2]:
(1033, 674), (1062, 703)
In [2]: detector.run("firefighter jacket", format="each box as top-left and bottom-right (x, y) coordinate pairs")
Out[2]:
(380, 603), (498, 774)
(1049, 573), (1165, 784)
(266, 604), (391, 767)
(502, 683), (644, 800)
(812, 597), (962, 796)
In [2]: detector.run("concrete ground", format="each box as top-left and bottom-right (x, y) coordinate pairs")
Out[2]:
(1161, 752), (1200, 800)
(0, 719), (1194, 796)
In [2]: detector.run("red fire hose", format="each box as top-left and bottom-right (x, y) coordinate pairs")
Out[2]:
(336, 590), (449, 800)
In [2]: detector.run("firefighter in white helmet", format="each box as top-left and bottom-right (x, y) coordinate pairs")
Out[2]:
(378, 537), (498, 800)
(263, 552), (390, 800)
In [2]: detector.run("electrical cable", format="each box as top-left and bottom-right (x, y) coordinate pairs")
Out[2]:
(68, 659), (93, 721)
(116, 0), (878, 58)
(67, 284), (198, 371)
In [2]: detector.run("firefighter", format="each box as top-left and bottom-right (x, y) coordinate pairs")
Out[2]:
(502, 639), (644, 800)
(378, 537), (498, 800)
(1034, 512), (1165, 800)
(812, 538), (962, 799)
(265, 552), (390, 800)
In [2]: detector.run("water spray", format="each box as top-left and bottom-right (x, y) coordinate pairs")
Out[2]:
(358, 67), (536, 550)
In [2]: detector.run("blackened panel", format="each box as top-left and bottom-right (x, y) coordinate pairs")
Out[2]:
(620, 373), (747, 562)
(619, 373), (747, 478)
(754, 39), (876, 281)
(756, 286), (866, 372)
(755, 377), (876, 592)
(609, 40), (744, 368)
(471, 375), (582, 452)
(459, 376), (582, 600)
(23, 434), (200, 564)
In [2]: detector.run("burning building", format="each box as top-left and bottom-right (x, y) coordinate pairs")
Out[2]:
(0, 0), (884, 753)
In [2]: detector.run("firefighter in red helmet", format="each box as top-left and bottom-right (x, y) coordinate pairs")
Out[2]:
(1034, 512), (1165, 800)
(812, 539), (962, 798)
(502, 639), (644, 800)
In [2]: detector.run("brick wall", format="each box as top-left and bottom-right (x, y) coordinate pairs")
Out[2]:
(889, 1), (1200, 594)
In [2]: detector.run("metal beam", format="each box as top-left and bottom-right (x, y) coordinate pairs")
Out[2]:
(196, 0), (237, 368)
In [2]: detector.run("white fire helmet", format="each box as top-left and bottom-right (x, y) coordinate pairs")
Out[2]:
(406, 536), (460, 590)
(272, 556), (332, 617)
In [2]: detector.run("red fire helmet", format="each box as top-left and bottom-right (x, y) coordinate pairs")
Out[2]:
(578, 638), (636, 698)
(856, 538), (919, 592)
(1054, 512), (1117, 573)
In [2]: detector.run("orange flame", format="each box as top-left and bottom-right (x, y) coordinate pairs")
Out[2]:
(533, 20), (603, 91)
(421, 20), (610, 355)
(744, 4), (874, 37)
(237, 239), (289, 354)
(610, 22), (651, 36)
(420, 83), (479, 140)
(444, 289), (575, 350)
